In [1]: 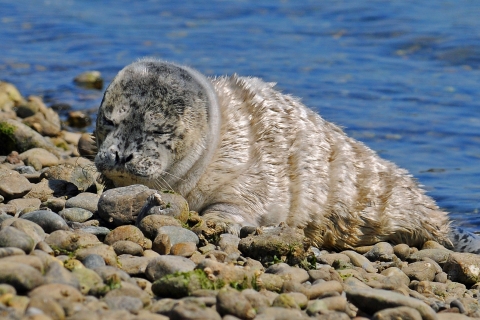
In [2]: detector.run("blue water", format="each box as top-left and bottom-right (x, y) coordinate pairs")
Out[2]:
(1, 0), (480, 229)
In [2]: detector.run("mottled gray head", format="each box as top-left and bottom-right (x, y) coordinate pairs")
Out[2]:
(95, 59), (217, 189)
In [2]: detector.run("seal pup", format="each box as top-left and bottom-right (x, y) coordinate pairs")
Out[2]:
(95, 58), (480, 253)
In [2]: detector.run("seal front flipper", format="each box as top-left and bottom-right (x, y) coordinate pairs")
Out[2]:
(196, 203), (257, 238)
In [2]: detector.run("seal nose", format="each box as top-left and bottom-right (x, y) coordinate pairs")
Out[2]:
(114, 151), (134, 165)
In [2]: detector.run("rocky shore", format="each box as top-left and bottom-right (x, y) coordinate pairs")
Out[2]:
(0, 80), (480, 319)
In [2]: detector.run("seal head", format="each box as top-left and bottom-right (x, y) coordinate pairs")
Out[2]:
(95, 59), (220, 191)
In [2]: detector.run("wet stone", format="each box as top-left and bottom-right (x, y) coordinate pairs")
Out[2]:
(21, 210), (69, 233)
(59, 207), (93, 223)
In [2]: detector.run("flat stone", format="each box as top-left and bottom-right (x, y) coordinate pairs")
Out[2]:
(81, 254), (106, 269)
(2, 217), (46, 244)
(45, 229), (100, 253)
(75, 244), (117, 266)
(7, 198), (41, 215)
(117, 255), (152, 276)
(170, 300), (221, 320)
(104, 225), (148, 248)
(156, 226), (199, 246)
(342, 250), (377, 273)
(170, 242), (197, 257)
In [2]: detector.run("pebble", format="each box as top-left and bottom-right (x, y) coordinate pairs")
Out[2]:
(0, 226), (35, 253)
(137, 214), (182, 239)
(98, 185), (155, 226)
(112, 240), (144, 256)
(104, 225), (148, 248)
(59, 207), (93, 222)
(145, 255), (196, 281)
(0, 168), (32, 200)
(21, 210), (69, 233)
(81, 254), (106, 269)
(65, 192), (100, 214)
(0, 261), (44, 293)
(156, 225), (199, 246)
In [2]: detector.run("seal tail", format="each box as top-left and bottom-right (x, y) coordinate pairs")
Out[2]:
(450, 226), (480, 254)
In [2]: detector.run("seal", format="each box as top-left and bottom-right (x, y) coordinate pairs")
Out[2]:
(95, 58), (480, 253)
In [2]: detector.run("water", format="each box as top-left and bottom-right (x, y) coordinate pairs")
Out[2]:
(1, 0), (480, 229)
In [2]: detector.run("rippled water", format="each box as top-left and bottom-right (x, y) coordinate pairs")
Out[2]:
(1, 0), (480, 229)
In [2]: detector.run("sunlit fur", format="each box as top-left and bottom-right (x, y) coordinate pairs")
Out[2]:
(95, 59), (480, 252)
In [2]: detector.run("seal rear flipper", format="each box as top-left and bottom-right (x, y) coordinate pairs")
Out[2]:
(450, 226), (480, 253)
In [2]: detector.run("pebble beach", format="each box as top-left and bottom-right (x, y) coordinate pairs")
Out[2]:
(1, 80), (480, 320)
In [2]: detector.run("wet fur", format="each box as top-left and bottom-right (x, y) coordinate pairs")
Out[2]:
(95, 59), (480, 253)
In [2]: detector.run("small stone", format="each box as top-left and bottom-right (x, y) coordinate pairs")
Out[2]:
(25, 178), (78, 202)
(45, 229), (100, 253)
(59, 207), (93, 223)
(145, 255), (196, 281)
(21, 210), (69, 233)
(44, 261), (80, 289)
(257, 273), (285, 292)
(0, 261), (44, 293)
(266, 263), (309, 283)
(67, 110), (92, 128)
(365, 242), (395, 261)
(444, 252), (480, 285)
(104, 225), (148, 248)
(14, 165), (36, 174)
(402, 261), (437, 282)
(307, 280), (343, 300)
(217, 288), (256, 319)
(306, 296), (348, 315)
(137, 214), (182, 239)
(75, 244), (117, 266)
(104, 295), (143, 313)
(0, 226), (35, 253)
(82, 254), (106, 269)
(98, 185), (155, 226)
(238, 225), (310, 266)
(156, 226), (199, 246)
(7, 198), (41, 215)
(42, 198), (66, 213)
(117, 255), (152, 276)
(408, 249), (451, 264)
(346, 287), (437, 320)
(0, 247), (25, 258)
(19, 148), (59, 168)
(112, 240), (144, 256)
(104, 281), (152, 307)
(342, 250), (377, 273)
(2, 217), (46, 245)
(170, 300), (221, 320)
(372, 306), (422, 320)
(65, 192), (100, 214)
(318, 252), (350, 266)
(272, 292), (307, 309)
(170, 242), (197, 257)
(27, 295), (65, 320)
(255, 307), (307, 320)
(0, 168), (32, 201)
(136, 191), (190, 224)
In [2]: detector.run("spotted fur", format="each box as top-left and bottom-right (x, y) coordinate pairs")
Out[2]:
(95, 59), (479, 253)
